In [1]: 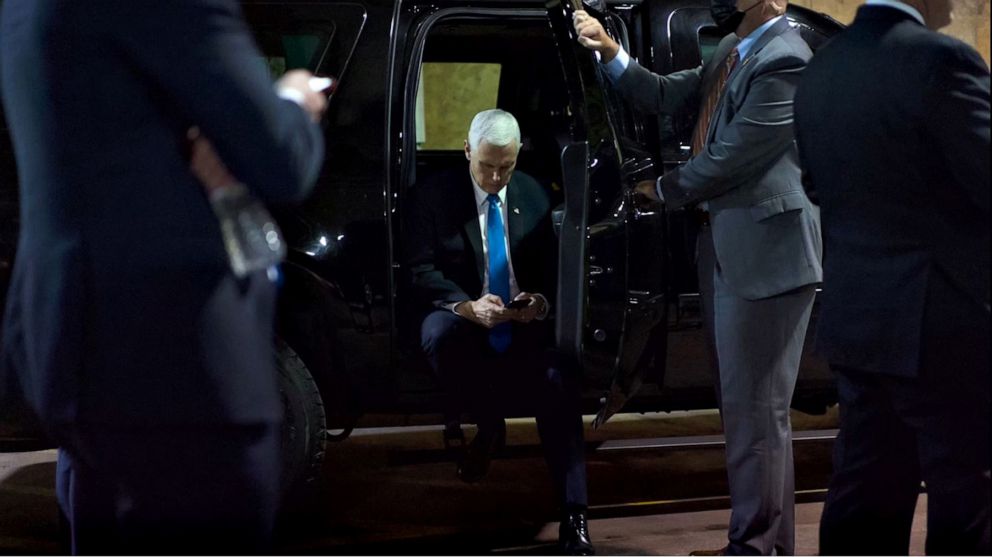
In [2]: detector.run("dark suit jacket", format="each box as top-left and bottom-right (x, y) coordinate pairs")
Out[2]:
(795, 5), (990, 376)
(405, 169), (557, 314)
(0, 0), (324, 426)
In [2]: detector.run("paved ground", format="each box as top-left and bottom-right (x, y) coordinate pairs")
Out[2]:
(0, 409), (927, 555)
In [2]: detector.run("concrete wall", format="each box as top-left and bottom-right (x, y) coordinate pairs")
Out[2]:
(791, 0), (991, 64)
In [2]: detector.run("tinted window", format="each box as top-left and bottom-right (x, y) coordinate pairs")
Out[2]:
(416, 62), (501, 151)
(408, 16), (572, 193)
(697, 26), (725, 65)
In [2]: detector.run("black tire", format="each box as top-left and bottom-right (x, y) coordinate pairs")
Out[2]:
(276, 339), (326, 506)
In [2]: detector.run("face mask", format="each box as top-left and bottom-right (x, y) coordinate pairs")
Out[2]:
(710, 0), (763, 35)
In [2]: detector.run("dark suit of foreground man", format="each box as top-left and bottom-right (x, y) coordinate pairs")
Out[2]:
(794, 0), (990, 554)
(0, 0), (325, 553)
(407, 109), (592, 555)
(576, 1), (821, 553)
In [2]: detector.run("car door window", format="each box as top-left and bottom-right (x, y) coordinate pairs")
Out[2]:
(416, 62), (501, 151)
(404, 13), (572, 195)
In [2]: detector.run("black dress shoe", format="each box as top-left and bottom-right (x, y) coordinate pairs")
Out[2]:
(558, 510), (595, 555)
(456, 420), (506, 483)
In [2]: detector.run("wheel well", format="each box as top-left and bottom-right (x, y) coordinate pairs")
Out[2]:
(276, 261), (361, 430)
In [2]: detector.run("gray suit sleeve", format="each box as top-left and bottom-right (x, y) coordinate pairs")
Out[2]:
(660, 53), (806, 209)
(615, 59), (703, 116)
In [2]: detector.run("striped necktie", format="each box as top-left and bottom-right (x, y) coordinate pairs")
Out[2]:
(486, 193), (512, 353)
(690, 47), (740, 156)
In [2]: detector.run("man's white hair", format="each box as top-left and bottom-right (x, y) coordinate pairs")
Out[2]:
(468, 109), (521, 151)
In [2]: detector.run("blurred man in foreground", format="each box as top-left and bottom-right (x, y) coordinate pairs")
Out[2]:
(0, 0), (325, 553)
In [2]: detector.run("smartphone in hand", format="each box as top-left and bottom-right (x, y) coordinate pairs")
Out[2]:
(506, 298), (531, 310)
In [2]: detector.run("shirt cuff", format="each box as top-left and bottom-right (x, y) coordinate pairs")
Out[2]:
(276, 87), (307, 108)
(603, 46), (630, 82)
(654, 176), (666, 204)
(533, 294), (551, 321)
(445, 301), (462, 315)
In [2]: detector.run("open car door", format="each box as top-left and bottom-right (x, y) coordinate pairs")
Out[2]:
(547, 0), (669, 427)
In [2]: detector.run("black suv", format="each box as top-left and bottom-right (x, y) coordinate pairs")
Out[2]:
(0, 0), (843, 498)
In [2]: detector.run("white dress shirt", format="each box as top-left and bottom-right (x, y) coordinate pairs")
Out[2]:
(472, 175), (521, 300)
(449, 171), (549, 318)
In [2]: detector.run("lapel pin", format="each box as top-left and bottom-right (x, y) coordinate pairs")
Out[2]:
(513, 207), (520, 214)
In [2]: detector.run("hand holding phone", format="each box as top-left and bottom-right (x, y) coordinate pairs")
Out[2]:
(506, 298), (532, 310)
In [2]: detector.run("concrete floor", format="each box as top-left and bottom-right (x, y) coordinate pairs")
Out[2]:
(0, 409), (928, 555)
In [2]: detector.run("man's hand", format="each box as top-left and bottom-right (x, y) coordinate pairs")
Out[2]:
(456, 294), (513, 328)
(188, 127), (236, 193)
(635, 179), (662, 202)
(276, 69), (328, 123)
(573, 10), (620, 62)
(507, 293), (546, 324)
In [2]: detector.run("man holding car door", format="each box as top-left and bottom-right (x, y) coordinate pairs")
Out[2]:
(575, 0), (821, 554)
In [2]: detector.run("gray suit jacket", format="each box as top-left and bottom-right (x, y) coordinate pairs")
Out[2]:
(617, 18), (822, 300)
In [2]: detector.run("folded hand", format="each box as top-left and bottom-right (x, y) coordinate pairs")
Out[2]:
(187, 127), (235, 193)
(457, 294), (513, 328)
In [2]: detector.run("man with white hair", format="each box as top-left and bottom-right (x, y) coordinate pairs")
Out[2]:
(406, 109), (593, 555)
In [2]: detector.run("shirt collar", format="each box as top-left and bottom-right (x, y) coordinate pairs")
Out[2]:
(865, 0), (926, 25)
(470, 169), (507, 209)
(737, 15), (784, 61)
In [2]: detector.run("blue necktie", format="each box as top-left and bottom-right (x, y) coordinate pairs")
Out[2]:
(486, 193), (512, 353)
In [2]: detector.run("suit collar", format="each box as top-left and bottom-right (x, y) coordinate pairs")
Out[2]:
(736, 16), (792, 70)
(459, 173), (486, 281)
(860, 1), (926, 25)
(737, 15), (784, 61)
(702, 17), (791, 147)
(505, 176), (524, 254)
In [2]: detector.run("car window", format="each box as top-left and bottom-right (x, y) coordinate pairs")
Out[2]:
(255, 32), (336, 79)
(407, 14), (572, 194)
(416, 62), (501, 151)
(243, 3), (365, 81)
(244, 2), (387, 196)
(697, 26), (724, 65)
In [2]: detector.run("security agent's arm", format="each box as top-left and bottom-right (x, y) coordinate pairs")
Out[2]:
(111, 0), (324, 205)
(658, 52), (806, 210)
(925, 40), (990, 216)
(574, 9), (701, 116)
(614, 59), (703, 117)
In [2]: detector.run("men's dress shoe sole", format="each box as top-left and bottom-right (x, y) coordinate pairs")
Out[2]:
(688, 547), (727, 556)
(561, 542), (595, 556)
